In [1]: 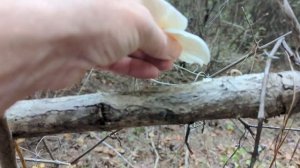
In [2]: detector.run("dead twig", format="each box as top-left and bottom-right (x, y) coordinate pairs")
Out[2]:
(184, 123), (194, 155)
(250, 38), (284, 168)
(238, 119), (300, 132)
(70, 129), (121, 165)
(210, 51), (253, 77)
(276, 0), (300, 48)
(223, 129), (248, 168)
(101, 141), (135, 168)
(42, 138), (55, 161)
(184, 139), (190, 168)
(77, 68), (94, 95)
(289, 138), (300, 163)
(15, 141), (26, 168)
(241, 7), (258, 45)
(238, 119), (255, 137)
(150, 127), (160, 168)
(250, 120), (264, 168)
(270, 39), (298, 167)
(16, 157), (70, 166)
(259, 31), (292, 49)
(282, 40), (300, 65)
(207, 0), (229, 26)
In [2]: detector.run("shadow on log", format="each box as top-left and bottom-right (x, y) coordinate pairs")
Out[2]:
(6, 71), (300, 138)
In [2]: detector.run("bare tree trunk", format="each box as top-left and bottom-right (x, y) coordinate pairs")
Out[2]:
(6, 71), (300, 138)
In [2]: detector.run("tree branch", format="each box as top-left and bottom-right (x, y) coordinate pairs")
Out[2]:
(276, 0), (300, 48)
(6, 71), (300, 138)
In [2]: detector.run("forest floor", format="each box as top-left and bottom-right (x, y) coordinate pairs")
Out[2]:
(18, 67), (300, 168)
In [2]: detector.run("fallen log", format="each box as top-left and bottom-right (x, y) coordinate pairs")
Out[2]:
(6, 71), (300, 138)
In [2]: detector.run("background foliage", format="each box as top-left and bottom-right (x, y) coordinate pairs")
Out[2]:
(170, 0), (300, 74)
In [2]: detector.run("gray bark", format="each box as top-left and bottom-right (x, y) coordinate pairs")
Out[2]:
(6, 71), (300, 138)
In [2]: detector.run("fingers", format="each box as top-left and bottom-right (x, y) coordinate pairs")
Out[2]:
(136, 5), (182, 61)
(101, 57), (161, 79)
(88, 2), (181, 79)
(129, 50), (174, 70)
(111, 59), (159, 79)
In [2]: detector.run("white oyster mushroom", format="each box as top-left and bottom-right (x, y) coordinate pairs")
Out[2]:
(141, 0), (211, 65)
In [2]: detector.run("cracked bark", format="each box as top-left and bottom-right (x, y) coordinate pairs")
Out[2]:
(5, 71), (300, 138)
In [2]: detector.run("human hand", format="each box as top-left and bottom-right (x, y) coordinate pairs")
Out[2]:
(74, 0), (211, 78)
(69, 0), (182, 78)
(81, 0), (211, 78)
(0, 0), (182, 113)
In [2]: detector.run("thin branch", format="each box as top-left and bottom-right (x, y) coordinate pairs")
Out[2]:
(276, 0), (300, 47)
(184, 146), (190, 168)
(270, 39), (298, 167)
(207, 0), (229, 26)
(238, 119), (255, 137)
(241, 7), (258, 45)
(221, 20), (245, 30)
(223, 129), (247, 168)
(150, 79), (177, 86)
(15, 141), (26, 168)
(101, 141), (135, 168)
(184, 127), (190, 168)
(70, 129), (121, 165)
(78, 68), (94, 95)
(16, 157), (70, 166)
(210, 51), (253, 77)
(173, 64), (198, 75)
(150, 128), (160, 168)
(238, 120), (300, 132)
(258, 31), (292, 49)
(250, 38), (284, 168)
(194, 72), (207, 81)
(42, 139), (55, 161)
(282, 40), (300, 65)
(34, 136), (60, 159)
(184, 123), (194, 155)
(250, 120), (264, 168)
(289, 138), (300, 163)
